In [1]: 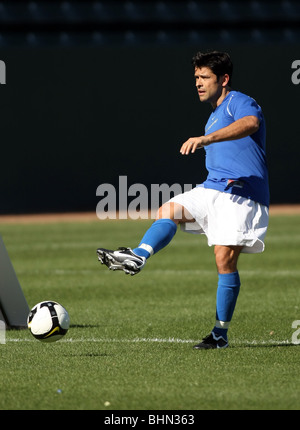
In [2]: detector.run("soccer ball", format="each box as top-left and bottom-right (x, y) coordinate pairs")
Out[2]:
(27, 301), (70, 343)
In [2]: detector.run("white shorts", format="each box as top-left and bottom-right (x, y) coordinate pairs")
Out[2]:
(169, 186), (269, 254)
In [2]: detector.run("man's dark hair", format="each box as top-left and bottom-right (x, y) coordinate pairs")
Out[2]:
(192, 51), (233, 86)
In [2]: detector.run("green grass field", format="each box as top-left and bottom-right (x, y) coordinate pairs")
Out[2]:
(0, 214), (299, 410)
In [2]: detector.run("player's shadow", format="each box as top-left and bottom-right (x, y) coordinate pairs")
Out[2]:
(236, 342), (297, 349)
(66, 352), (111, 357)
(69, 324), (100, 328)
(84, 352), (110, 357)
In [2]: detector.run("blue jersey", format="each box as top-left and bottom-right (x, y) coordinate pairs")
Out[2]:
(201, 91), (269, 207)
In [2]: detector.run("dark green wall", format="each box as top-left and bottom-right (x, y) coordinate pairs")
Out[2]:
(1, 44), (299, 214)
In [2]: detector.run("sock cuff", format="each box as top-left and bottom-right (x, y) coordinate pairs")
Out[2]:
(138, 243), (154, 256)
(215, 320), (230, 329)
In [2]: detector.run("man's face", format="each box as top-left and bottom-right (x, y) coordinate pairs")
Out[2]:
(194, 66), (226, 105)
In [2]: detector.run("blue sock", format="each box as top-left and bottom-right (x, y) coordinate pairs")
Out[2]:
(133, 218), (177, 259)
(213, 271), (241, 341)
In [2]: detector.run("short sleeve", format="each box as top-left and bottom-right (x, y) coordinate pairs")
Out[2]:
(226, 93), (263, 122)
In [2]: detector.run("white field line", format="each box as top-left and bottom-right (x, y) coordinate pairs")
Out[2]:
(48, 269), (300, 277)
(4, 336), (293, 346)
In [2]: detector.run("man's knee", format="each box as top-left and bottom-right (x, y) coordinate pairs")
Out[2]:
(214, 245), (242, 274)
(155, 202), (194, 224)
(156, 202), (178, 223)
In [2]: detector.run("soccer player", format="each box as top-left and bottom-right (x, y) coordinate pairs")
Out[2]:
(97, 51), (269, 349)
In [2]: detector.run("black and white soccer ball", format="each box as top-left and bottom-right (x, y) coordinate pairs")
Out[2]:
(27, 301), (70, 342)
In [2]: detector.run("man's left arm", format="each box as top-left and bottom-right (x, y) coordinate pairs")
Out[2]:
(180, 115), (260, 155)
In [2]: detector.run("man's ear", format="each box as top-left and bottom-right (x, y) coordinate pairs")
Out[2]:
(221, 73), (230, 87)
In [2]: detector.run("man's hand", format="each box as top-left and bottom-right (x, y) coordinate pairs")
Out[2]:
(180, 135), (212, 155)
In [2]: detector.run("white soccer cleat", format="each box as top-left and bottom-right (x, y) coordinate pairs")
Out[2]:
(97, 247), (146, 276)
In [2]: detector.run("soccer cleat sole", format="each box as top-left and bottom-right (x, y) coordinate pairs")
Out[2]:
(97, 249), (141, 276)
